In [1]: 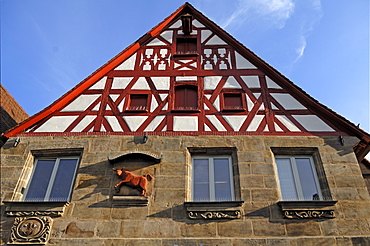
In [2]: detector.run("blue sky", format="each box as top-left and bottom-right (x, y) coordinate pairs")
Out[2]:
(1, 0), (369, 134)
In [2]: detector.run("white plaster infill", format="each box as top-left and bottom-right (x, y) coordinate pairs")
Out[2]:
(151, 77), (170, 90)
(204, 76), (222, 90)
(241, 76), (260, 88)
(160, 30), (173, 44)
(115, 54), (137, 70)
(112, 77), (134, 89)
(205, 35), (227, 45)
(293, 115), (335, 132)
(224, 76), (241, 89)
(271, 93), (306, 110)
(123, 116), (148, 131)
(223, 115), (247, 131)
(34, 116), (78, 132)
(235, 52), (257, 69)
(144, 115), (165, 132)
(146, 38), (167, 46)
(173, 116), (198, 131)
(61, 95), (100, 112)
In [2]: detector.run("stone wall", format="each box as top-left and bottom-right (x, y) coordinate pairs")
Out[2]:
(1, 134), (370, 245)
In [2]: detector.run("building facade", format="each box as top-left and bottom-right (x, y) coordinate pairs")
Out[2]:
(0, 85), (28, 135)
(1, 3), (370, 245)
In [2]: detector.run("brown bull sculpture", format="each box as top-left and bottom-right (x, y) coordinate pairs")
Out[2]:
(113, 168), (153, 196)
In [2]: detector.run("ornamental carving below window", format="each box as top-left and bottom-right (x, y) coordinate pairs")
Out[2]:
(283, 210), (335, 219)
(187, 210), (241, 220)
(8, 216), (52, 245)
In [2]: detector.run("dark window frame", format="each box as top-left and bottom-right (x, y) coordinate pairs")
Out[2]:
(172, 84), (199, 112)
(175, 36), (198, 56)
(125, 93), (151, 112)
(220, 90), (247, 111)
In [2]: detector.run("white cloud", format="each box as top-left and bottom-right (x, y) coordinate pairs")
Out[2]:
(222, 0), (295, 29)
(292, 0), (323, 65)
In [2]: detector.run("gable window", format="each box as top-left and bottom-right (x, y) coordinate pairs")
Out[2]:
(275, 156), (322, 201)
(192, 156), (234, 202)
(174, 85), (198, 111)
(176, 37), (197, 55)
(221, 92), (246, 111)
(127, 94), (149, 111)
(24, 157), (79, 202)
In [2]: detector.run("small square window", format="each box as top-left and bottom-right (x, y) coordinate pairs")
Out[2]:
(176, 38), (197, 55)
(127, 94), (149, 111)
(221, 92), (246, 111)
(24, 157), (79, 202)
(275, 156), (322, 201)
(192, 156), (234, 202)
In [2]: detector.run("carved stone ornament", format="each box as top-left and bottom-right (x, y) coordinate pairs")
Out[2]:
(277, 200), (337, 219)
(6, 211), (62, 217)
(188, 210), (241, 220)
(184, 201), (244, 220)
(283, 210), (335, 219)
(8, 216), (52, 245)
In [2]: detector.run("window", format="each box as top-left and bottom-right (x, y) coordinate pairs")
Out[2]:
(176, 37), (197, 55)
(174, 85), (198, 110)
(221, 92), (246, 111)
(24, 157), (79, 202)
(192, 156), (234, 202)
(127, 94), (149, 111)
(275, 156), (322, 201)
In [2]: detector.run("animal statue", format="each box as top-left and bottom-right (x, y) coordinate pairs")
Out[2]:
(113, 168), (153, 196)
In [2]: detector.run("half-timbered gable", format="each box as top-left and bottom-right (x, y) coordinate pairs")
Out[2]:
(2, 3), (370, 246)
(3, 3), (364, 141)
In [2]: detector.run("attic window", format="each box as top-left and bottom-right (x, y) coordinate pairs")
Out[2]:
(221, 91), (246, 111)
(127, 94), (149, 112)
(174, 85), (198, 111)
(176, 38), (198, 55)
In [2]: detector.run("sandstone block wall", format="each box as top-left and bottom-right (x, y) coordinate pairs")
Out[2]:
(1, 135), (370, 245)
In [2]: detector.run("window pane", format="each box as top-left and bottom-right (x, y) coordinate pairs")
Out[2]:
(213, 158), (232, 201)
(276, 158), (298, 200)
(193, 159), (209, 201)
(25, 160), (55, 201)
(295, 158), (320, 200)
(49, 159), (78, 202)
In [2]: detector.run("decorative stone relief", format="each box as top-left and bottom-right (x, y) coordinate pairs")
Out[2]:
(8, 216), (52, 245)
(283, 210), (335, 219)
(184, 201), (244, 220)
(188, 210), (241, 220)
(6, 211), (62, 217)
(277, 200), (337, 220)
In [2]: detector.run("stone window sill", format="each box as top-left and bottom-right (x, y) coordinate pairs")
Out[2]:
(112, 196), (149, 206)
(3, 201), (69, 217)
(277, 200), (337, 219)
(184, 201), (244, 220)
